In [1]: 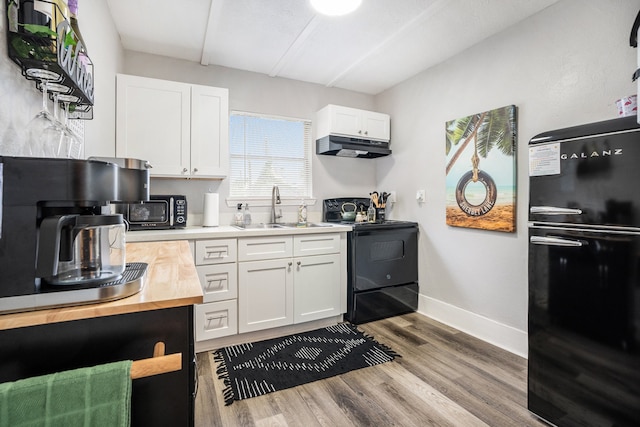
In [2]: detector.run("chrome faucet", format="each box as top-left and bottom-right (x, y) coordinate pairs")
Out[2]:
(271, 185), (282, 223)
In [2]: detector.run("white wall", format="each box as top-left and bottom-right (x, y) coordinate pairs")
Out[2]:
(1, 11), (54, 151)
(81, 0), (125, 156)
(122, 52), (380, 224)
(375, 0), (639, 356)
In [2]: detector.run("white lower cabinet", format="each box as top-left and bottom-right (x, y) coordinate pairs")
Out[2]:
(237, 234), (342, 333)
(195, 300), (238, 341)
(195, 238), (237, 266)
(293, 253), (341, 323)
(238, 258), (294, 333)
(130, 231), (345, 349)
(193, 238), (238, 341)
(197, 263), (237, 302)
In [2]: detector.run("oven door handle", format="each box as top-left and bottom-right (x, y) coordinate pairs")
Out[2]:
(530, 235), (586, 247)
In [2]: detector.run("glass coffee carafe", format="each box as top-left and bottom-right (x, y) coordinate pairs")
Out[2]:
(36, 214), (126, 286)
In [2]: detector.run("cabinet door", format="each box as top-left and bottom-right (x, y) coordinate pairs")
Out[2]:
(362, 110), (390, 141)
(328, 105), (363, 137)
(116, 74), (190, 176)
(197, 263), (237, 303)
(294, 254), (342, 323)
(238, 259), (293, 333)
(191, 85), (229, 178)
(320, 105), (390, 142)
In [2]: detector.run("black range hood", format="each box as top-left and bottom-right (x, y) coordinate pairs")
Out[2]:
(316, 135), (391, 158)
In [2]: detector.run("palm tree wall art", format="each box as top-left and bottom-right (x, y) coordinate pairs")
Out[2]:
(445, 105), (517, 232)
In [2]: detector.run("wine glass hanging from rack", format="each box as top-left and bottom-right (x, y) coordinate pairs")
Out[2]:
(6, 0), (94, 120)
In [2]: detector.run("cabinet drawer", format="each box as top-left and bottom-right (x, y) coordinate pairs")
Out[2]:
(195, 300), (237, 341)
(195, 239), (237, 265)
(293, 233), (340, 256)
(197, 264), (237, 303)
(238, 236), (293, 261)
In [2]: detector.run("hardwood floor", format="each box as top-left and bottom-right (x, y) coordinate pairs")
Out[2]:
(195, 312), (546, 427)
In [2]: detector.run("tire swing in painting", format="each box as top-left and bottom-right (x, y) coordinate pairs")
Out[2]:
(445, 105), (517, 233)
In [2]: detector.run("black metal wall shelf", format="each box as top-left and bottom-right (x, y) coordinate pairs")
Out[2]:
(6, 0), (94, 119)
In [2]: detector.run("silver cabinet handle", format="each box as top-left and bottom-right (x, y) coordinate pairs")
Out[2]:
(530, 206), (582, 215)
(205, 250), (227, 259)
(193, 168), (198, 173)
(206, 278), (225, 288)
(530, 236), (585, 247)
(182, 168), (188, 173)
(297, 261), (301, 266)
(288, 262), (293, 267)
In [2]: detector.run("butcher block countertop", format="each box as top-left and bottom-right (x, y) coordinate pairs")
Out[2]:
(0, 240), (203, 331)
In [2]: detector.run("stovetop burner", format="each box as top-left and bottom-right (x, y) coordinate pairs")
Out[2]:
(323, 197), (417, 229)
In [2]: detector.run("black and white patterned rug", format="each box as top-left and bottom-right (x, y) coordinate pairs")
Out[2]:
(213, 322), (399, 405)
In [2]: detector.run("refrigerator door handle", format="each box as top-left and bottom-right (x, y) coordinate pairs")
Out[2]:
(530, 206), (583, 215)
(530, 236), (586, 247)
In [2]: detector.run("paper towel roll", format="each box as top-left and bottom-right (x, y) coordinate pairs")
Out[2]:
(202, 193), (219, 227)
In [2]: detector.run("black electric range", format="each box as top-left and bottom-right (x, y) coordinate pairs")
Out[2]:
(323, 198), (419, 323)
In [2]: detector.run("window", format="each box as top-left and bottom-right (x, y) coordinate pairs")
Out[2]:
(229, 112), (312, 201)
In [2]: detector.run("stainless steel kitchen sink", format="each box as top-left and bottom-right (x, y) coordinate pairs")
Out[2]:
(278, 222), (334, 228)
(232, 222), (334, 230)
(232, 223), (286, 230)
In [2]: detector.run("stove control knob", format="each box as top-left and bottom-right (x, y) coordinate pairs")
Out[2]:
(386, 274), (391, 280)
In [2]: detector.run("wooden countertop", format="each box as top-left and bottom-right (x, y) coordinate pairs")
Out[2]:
(0, 241), (203, 331)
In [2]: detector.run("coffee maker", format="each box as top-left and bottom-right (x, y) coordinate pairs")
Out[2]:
(0, 156), (150, 313)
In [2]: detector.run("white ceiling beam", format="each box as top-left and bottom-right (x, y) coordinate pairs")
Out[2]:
(325, 0), (448, 88)
(268, 15), (321, 78)
(201, 0), (225, 66)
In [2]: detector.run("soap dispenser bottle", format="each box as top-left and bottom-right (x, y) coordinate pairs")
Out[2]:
(234, 203), (244, 226)
(243, 203), (252, 226)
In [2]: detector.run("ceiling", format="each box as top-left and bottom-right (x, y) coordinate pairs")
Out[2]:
(106, 0), (558, 95)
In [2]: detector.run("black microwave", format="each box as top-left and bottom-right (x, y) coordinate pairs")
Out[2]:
(119, 195), (187, 230)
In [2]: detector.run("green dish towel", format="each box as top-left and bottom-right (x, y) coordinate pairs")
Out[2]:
(0, 360), (132, 427)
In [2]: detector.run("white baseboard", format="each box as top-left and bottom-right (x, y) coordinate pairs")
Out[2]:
(418, 295), (528, 358)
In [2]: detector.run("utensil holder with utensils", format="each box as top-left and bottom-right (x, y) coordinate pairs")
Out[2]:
(370, 191), (390, 221)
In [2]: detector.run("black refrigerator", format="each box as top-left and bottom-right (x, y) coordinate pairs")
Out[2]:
(528, 116), (640, 426)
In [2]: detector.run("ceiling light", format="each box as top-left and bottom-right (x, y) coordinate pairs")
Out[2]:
(310, 0), (362, 16)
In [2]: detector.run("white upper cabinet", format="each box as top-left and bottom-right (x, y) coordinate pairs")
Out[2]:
(316, 104), (390, 142)
(191, 84), (229, 177)
(116, 74), (229, 178)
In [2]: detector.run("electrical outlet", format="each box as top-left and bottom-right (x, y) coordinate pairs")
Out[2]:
(388, 191), (397, 203)
(416, 189), (426, 203)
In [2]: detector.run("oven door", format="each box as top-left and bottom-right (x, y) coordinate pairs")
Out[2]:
(349, 225), (418, 292)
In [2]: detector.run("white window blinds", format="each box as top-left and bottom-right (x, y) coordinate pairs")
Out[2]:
(229, 112), (312, 199)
